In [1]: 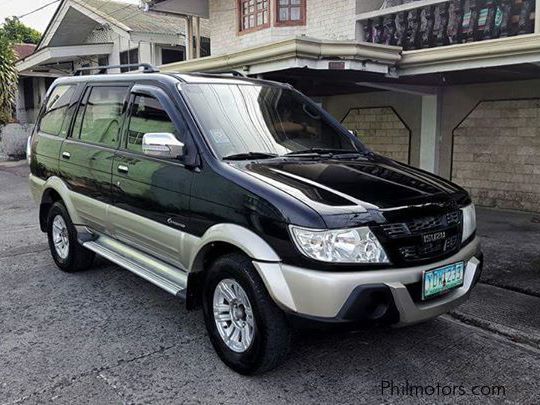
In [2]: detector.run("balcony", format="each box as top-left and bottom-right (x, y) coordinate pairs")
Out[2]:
(356, 0), (537, 51)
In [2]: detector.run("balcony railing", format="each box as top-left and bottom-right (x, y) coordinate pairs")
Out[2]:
(356, 0), (536, 51)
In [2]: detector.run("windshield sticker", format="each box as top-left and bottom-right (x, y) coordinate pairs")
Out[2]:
(209, 129), (231, 144)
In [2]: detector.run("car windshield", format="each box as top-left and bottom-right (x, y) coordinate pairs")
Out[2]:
(181, 83), (365, 159)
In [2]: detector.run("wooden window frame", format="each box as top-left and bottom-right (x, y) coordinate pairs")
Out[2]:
(237, 0), (271, 35)
(274, 0), (306, 27)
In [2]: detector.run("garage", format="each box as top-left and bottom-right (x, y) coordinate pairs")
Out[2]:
(452, 99), (540, 213)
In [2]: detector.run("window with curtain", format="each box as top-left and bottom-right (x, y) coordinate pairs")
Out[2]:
(276, 0), (306, 26)
(239, 0), (270, 32)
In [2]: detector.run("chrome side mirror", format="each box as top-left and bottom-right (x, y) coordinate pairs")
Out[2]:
(142, 133), (184, 159)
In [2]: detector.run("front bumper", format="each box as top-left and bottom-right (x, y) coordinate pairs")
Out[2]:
(254, 237), (482, 326)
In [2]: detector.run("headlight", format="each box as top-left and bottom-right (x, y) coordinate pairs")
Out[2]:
(461, 203), (476, 242)
(290, 226), (389, 264)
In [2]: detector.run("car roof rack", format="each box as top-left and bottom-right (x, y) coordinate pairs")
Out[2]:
(74, 63), (160, 76)
(197, 70), (246, 77)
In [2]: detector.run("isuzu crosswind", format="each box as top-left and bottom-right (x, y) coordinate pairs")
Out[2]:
(28, 65), (483, 374)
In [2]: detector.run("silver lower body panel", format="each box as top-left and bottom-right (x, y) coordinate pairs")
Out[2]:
(254, 238), (482, 325)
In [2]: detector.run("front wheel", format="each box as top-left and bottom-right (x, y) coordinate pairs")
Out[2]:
(202, 253), (291, 374)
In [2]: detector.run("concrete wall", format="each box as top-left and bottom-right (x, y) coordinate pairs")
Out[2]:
(209, 0), (356, 56)
(438, 79), (540, 180)
(452, 99), (540, 212)
(356, 0), (384, 14)
(323, 91), (422, 167)
(342, 107), (410, 163)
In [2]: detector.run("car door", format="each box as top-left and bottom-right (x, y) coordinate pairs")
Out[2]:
(111, 84), (194, 269)
(59, 84), (130, 233)
(32, 84), (79, 180)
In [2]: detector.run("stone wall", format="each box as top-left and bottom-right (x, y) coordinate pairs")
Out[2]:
(452, 99), (540, 212)
(0, 123), (33, 159)
(342, 107), (410, 163)
(209, 0), (356, 56)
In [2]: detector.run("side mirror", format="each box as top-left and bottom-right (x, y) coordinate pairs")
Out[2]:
(142, 133), (184, 159)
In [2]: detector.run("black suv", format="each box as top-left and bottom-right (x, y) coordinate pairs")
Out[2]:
(28, 66), (483, 374)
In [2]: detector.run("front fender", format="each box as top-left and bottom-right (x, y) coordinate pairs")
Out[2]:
(187, 223), (281, 271)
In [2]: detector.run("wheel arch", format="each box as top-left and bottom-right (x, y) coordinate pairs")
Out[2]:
(39, 188), (62, 231)
(37, 177), (81, 231)
(185, 224), (281, 310)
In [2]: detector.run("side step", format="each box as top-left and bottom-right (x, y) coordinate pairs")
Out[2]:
(83, 235), (187, 296)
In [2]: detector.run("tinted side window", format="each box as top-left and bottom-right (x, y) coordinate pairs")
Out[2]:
(126, 95), (179, 153)
(76, 86), (128, 147)
(72, 88), (89, 140)
(39, 85), (75, 136)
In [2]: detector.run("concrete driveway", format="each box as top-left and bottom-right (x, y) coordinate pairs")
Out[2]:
(1, 161), (539, 404)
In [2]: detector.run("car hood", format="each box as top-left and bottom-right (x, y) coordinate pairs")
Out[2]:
(234, 155), (469, 227)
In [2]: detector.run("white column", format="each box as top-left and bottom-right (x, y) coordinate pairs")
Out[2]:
(194, 16), (201, 58)
(16, 79), (25, 124)
(109, 35), (122, 73)
(419, 95), (440, 173)
(356, 20), (365, 42)
(536, 0), (540, 33)
(185, 16), (194, 60)
(138, 41), (153, 65)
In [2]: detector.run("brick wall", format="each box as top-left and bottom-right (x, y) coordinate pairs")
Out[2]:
(342, 107), (410, 163)
(452, 99), (540, 212)
(209, 0), (356, 56)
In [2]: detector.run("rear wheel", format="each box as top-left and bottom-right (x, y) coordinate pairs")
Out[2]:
(46, 201), (95, 272)
(202, 253), (291, 374)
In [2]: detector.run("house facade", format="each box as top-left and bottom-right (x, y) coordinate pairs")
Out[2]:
(15, 0), (209, 124)
(150, 0), (540, 213)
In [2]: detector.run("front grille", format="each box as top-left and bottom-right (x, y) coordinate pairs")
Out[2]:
(399, 234), (460, 261)
(382, 223), (410, 237)
(381, 211), (462, 239)
(375, 210), (462, 264)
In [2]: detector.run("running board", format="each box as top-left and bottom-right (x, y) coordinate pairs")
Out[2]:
(83, 235), (187, 296)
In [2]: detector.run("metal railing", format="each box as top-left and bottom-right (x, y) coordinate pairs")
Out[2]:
(356, 0), (536, 51)
(73, 63), (160, 76)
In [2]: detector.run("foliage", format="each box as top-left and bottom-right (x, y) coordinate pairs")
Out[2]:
(0, 17), (41, 44)
(0, 35), (18, 126)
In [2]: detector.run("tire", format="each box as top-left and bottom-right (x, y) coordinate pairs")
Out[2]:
(202, 253), (291, 375)
(46, 201), (95, 272)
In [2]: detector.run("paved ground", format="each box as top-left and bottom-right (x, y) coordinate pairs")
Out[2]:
(0, 161), (539, 404)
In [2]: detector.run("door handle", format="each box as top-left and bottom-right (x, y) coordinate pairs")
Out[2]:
(117, 164), (129, 174)
(62, 151), (71, 159)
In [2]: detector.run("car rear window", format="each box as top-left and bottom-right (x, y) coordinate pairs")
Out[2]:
(39, 85), (75, 136)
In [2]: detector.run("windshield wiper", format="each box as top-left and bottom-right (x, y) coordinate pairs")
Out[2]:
(222, 152), (279, 161)
(284, 148), (363, 158)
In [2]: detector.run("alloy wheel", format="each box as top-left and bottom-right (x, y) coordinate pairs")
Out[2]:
(213, 278), (255, 353)
(52, 215), (69, 260)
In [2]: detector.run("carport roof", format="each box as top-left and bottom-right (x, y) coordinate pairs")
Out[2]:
(160, 36), (402, 76)
(160, 33), (540, 94)
(16, 43), (114, 76)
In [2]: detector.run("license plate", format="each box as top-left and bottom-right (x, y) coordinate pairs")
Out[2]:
(422, 262), (465, 300)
